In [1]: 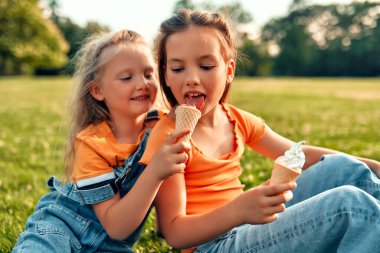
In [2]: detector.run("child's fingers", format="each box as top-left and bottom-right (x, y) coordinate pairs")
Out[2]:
(265, 182), (297, 196)
(260, 214), (279, 224)
(178, 162), (187, 173)
(166, 130), (191, 144)
(172, 152), (188, 164)
(175, 141), (191, 153)
(264, 204), (286, 215)
(267, 191), (293, 206)
(283, 190), (293, 202)
(261, 179), (271, 186)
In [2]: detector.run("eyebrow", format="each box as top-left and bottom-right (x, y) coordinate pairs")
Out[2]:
(144, 66), (155, 72)
(167, 58), (182, 64)
(167, 54), (217, 63)
(116, 65), (154, 76)
(199, 54), (217, 60)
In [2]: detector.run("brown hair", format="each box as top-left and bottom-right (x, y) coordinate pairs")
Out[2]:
(155, 9), (237, 108)
(64, 29), (147, 179)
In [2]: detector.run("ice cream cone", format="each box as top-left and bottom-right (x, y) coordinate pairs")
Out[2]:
(269, 160), (301, 185)
(175, 105), (201, 143)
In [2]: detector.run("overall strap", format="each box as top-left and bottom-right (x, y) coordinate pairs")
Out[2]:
(144, 109), (161, 129)
(46, 176), (116, 205)
(116, 129), (150, 198)
(46, 129), (152, 205)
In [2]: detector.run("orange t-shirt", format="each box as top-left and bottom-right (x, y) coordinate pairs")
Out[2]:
(140, 103), (266, 215)
(70, 121), (142, 187)
(71, 109), (165, 187)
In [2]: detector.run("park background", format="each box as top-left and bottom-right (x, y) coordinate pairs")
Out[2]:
(1, 0), (380, 252)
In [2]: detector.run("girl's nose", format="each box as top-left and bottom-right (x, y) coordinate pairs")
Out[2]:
(185, 71), (200, 86)
(136, 76), (150, 90)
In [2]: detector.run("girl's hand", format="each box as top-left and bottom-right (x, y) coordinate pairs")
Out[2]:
(232, 180), (297, 224)
(148, 130), (191, 180)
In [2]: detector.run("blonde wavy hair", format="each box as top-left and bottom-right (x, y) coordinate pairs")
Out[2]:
(64, 29), (147, 179)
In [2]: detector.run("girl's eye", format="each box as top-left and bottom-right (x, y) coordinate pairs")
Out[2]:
(201, 65), (214, 71)
(144, 73), (153, 79)
(170, 67), (184, 73)
(120, 76), (132, 81)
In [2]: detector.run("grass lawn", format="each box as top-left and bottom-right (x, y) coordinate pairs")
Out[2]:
(1, 76), (379, 252)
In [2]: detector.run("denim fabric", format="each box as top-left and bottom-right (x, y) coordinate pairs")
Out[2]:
(45, 177), (116, 205)
(194, 154), (380, 253)
(13, 130), (151, 253)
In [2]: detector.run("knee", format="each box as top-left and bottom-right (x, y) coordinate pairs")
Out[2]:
(334, 185), (363, 195)
(320, 154), (368, 171)
(331, 185), (375, 206)
(321, 154), (355, 165)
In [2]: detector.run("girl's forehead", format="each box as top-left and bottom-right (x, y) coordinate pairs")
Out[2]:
(102, 43), (153, 63)
(100, 44), (155, 75)
(165, 26), (222, 56)
(119, 43), (151, 56)
(169, 26), (219, 43)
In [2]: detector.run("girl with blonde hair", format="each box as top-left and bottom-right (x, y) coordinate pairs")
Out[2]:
(13, 29), (189, 252)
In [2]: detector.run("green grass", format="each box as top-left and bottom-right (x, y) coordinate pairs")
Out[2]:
(1, 76), (379, 252)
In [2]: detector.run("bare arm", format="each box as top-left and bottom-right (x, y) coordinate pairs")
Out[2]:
(251, 125), (380, 173)
(92, 130), (190, 240)
(155, 173), (295, 249)
(302, 145), (380, 173)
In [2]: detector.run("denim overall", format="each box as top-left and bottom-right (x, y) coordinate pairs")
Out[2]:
(13, 112), (159, 253)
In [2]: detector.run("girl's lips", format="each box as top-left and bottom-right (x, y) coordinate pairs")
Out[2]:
(185, 93), (205, 110)
(131, 95), (150, 100)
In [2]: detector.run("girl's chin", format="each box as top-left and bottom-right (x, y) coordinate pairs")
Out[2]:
(130, 103), (152, 113)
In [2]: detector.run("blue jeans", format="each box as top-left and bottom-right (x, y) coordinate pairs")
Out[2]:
(194, 154), (380, 253)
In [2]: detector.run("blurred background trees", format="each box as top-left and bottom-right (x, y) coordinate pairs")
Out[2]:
(262, 1), (380, 76)
(0, 0), (68, 75)
(0, 0), (379, 76)
(0, 0), (109, 75)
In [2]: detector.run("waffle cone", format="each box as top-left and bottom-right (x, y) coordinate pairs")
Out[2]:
(175, 105), (201, 143)
(269, 161), (301, 185)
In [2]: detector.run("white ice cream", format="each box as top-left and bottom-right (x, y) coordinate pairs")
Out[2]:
(276, 141), (306, 172)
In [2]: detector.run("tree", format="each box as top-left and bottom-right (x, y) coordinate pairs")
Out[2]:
(173, 0), (195, 13)
(43, 0), (110, 74)
(0, 0), (68, 75)
(274, 24), (320, 76)
(172, 0), (252, 41)
(262, 2), (380, 76)
(48, 0), (59, 23)
(289, 0), (309, 12)
(218, 2), (253, 28)
(236, 35), (272, 76)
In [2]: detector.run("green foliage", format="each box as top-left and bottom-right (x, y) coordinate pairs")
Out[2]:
(236, 36), (272, 76)
(262, 2), (380, 76)
(53, 17), (110, 74)
(217, 2), (253, 25)
(274, 23), (320, 76)
(42, 0), (111, 75)
(0, 0), (68, 74)
(172, 1), (380, 77)
(172, 0), (195, 13)
(1, 77), (380, 252)
(171, 0), (253, 48)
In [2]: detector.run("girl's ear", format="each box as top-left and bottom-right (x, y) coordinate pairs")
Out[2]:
(89, 81), (104, 101)
(226, 59), (235, 84)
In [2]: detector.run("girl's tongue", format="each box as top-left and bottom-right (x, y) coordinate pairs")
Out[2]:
(185, 95), (205, 110)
